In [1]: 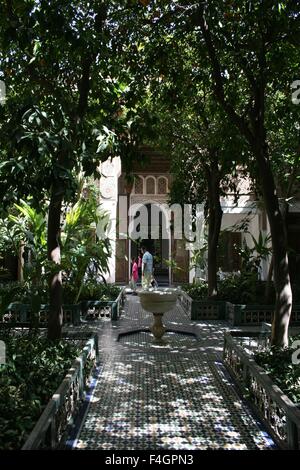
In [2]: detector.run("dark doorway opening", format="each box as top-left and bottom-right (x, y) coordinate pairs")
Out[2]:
(130, 203), (170, 285)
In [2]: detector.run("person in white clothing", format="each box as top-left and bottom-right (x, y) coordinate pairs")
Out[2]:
(141, 245), (153, 288)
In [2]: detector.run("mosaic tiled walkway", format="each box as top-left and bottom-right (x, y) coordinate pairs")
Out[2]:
(69, 295), (276, 450)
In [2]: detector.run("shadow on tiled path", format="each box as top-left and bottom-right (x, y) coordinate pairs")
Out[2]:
(68, 295), (276, 450)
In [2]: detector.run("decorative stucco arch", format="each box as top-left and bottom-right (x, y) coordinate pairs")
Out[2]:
(128, 198), (171, 284)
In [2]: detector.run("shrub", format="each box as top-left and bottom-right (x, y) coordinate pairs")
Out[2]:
(254, 336), (300, 404)
(0, 282), (48, 318)
(62, 282), (79, 304)
(182, 275), (278, 304)
(181, 282), (208, 300)
(0, 332), (79, 449)
(216, 274), (275, 304)
(78, 282), (121, 302)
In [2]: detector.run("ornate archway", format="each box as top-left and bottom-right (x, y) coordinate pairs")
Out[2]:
(129, 197), (171, 285)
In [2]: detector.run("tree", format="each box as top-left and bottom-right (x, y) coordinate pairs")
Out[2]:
(126, 3), (247, 297)
(195, 0), (300, 345)
(264, 87), (300, 300)
(0, 0), (144, 339)
(154, 99), (244, 297)
(129, 0), (300, 345)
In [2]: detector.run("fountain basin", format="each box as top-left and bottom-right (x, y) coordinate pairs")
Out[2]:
(138, 288), (179, 340)
(138, 287), (179, 314)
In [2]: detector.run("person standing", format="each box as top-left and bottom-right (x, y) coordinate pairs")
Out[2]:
(130, 257), (139, 294)
(137, 251), (142, 280)
(141, 245), (153, 288)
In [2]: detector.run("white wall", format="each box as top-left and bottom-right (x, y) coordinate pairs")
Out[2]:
(190, 197), (273, 282)
(97, 157), (121, 283)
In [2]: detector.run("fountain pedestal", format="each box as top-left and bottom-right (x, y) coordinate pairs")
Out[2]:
(150, 313), (166, 340)
(137, 288), (179, 341)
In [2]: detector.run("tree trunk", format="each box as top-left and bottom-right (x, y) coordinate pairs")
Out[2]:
(47, 183), (64, 340)
(206, 166), (223, 298)
(198, 9), (292, 345)
(265, 201), (289, 304)
(43, 29), (96, 340)
(264, 255), (274, 304)
(255, 147), (292, 346)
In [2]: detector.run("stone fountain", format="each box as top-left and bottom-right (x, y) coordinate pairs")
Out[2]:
(138, 288), (179, 340)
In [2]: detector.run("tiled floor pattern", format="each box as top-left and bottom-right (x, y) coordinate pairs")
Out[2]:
(71, 294), (276, 450)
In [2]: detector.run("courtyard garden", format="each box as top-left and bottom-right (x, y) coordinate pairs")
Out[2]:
(0, 0), (300, 456)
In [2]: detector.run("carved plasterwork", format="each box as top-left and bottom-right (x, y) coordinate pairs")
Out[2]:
(130, 194), (168, 205)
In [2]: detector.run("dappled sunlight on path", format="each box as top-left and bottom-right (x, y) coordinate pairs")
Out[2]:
(68, 295), (275, 450)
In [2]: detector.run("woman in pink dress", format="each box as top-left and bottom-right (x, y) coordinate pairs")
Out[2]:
(131, 257), (139, 294)
(137, 253), (142, 279)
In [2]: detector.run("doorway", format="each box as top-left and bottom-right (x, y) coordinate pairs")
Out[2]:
(129, 203), (170, 285)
